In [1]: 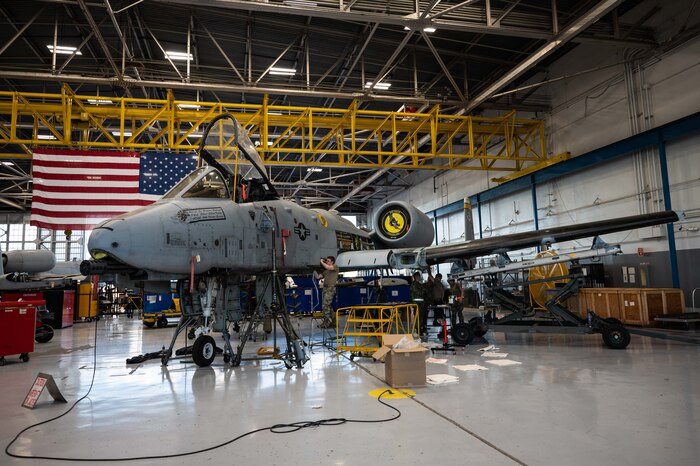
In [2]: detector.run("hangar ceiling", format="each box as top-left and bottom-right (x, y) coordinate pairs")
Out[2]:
(0, 0), (670, 214)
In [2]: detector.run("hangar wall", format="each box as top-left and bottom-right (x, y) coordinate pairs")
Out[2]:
(377, 11), (700, 301)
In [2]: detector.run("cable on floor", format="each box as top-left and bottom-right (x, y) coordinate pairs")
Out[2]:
(4, 317), (401, 462)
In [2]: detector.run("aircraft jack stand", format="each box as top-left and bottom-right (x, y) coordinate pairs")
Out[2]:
(431, 319), (465, 354)
(306, 312), (334, 352)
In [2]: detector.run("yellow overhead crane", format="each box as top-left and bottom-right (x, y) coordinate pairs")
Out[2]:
(0, 85), (566, 174)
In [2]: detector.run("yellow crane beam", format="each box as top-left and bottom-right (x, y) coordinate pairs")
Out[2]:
(0, 85), (553, 171)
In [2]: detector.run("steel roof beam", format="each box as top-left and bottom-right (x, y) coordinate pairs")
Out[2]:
(366, 30), (414, 92)
(0, 8), (44, 57)
(465, 0), (625, 113)
(77, 0), (123, 81)
(421, 31), (465, 102)
(0, 5), (47, 63)
(154, 0), (655, 47)
(256, 34), (303, 84)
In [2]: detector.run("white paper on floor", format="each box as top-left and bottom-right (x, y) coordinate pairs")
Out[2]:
(484, 359), (522, 367)
(480, 352), (508, 358)
(453, 364), (489, 371)
(477, 344), (497, 352)
(426, 374), (460, 385)
(426, 357), (448, 364)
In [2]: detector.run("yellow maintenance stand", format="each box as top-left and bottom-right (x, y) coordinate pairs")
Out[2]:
(335, 303), (419, 359)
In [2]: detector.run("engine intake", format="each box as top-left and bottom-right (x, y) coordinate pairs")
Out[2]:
(372, 201), (434, 248)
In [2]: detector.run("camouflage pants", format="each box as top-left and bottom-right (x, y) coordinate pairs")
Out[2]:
(322, 286), (337, 322)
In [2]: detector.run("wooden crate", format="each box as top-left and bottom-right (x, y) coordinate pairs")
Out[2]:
(620, 289), (644, 325)
(575, 289), (623, 321)
(570, 288), (685, 327)
(638, 289), (685, 326)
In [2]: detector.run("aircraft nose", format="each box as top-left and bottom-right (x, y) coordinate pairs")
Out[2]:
(88, 219), (132, 261)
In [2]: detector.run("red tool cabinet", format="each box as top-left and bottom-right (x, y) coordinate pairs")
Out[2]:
(0, 301), (38, 365)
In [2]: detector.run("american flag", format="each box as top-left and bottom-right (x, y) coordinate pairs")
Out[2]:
(30, 149), (198, 231)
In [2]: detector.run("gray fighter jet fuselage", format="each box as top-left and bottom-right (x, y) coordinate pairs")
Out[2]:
(87, 189), (367, 279)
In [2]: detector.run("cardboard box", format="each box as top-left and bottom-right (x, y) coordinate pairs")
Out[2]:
(372, 334), (427, 387)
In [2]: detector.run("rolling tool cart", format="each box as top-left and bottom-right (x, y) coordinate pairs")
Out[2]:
(0, 301), (39, 365)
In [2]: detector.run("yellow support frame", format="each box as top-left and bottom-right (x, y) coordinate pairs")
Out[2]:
(335, 303), (420, 355)
(0, 85), (552, 171)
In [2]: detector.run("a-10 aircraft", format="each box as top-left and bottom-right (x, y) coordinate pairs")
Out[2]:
(80, 114), (679, 368)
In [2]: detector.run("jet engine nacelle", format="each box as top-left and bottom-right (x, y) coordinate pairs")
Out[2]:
(2, 249), (56, 273)
(372, 201), (434, 249)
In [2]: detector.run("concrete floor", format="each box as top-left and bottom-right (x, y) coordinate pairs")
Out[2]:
(1, 315), (699, 465)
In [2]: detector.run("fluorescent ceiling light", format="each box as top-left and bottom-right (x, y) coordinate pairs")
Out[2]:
(1, 161), (15, 166)
(269, 67), (296, 76)
(47, 45), (82, 55)
(307, 168), (322, 172)
(37, 134), (57, 140)
(87, 99), (113, 105)
(111, 131), (132, 137)
(365, 81), (391, 90)
(164, 51), (193, 61)
(423, 27), (437, 33)
(185, 133), (203, 138)
(177, 103), (201, 110)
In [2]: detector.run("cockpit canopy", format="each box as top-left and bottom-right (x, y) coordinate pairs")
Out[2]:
(162, 166), (229, 200)
(161, 115), (279, 203)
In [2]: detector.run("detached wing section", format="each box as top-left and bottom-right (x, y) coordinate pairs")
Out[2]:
(336, 211), (678, 270)
(423, 210), (679, 264)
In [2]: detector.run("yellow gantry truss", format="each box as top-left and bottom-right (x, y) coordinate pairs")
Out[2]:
(0, 85), (559, 172)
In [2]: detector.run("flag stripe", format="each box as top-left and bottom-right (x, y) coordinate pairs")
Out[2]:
(32, 185), (140, 193)
(32, 198), (151, 209)
(32, 165), (141, 176)
(32, 148), (140, 158)
(32, 191), (149, 201)
(31, 207), (133, 218)
(32, 159), (140, 170)
(30, 216), (111, 231)
(32, 172), (140, 182)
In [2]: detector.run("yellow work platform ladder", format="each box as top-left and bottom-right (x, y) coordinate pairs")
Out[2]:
(335, 303), (419, 357)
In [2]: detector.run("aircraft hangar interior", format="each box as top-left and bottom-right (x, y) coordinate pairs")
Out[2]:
(1, 0), (699, 464)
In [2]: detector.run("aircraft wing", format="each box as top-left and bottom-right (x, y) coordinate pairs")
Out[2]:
(336, 210), (679, 270)
(0, 253), (84, 292)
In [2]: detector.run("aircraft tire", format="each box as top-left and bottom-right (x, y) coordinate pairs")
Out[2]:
(602, 324), (630, 350)
(35, 324), (54, 343)
(156, 316), (168, 328)
(192, 335), (216, 367)
(451, 323), (474, 345)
